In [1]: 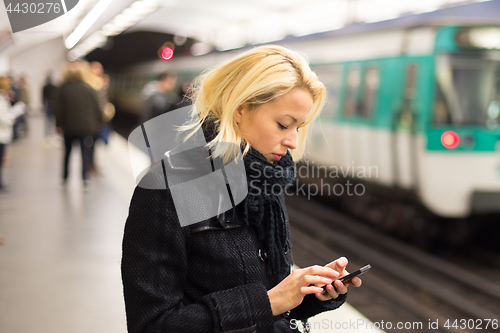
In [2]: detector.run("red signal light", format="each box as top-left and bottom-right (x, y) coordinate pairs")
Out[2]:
(161, 47), (174, 61)
(441, 131), (460, 149)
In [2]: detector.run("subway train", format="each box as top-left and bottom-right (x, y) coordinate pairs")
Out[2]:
(107, 6), (500, 246)
(304, 24), (500, 246)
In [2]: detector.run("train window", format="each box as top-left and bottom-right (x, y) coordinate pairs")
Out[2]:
(434, 54), (500, 126)
(398, 64), (418, 128)
(314, 65), (342, 118)
(360, 66), (379, 118)
(434, 85), (452, 125)
(344, 66), (361, 117)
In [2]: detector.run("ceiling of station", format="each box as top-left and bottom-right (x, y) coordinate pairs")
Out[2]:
(0, 0), (493, 58)
(130, 0), (490, 50)
(0, 0), (134, 56)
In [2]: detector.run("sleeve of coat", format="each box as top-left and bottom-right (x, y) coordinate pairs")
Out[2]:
(289, 292), (347, 321)
(121, 181), (274, 333)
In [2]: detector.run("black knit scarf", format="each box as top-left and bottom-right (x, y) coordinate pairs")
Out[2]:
(241, 147), (296, 276)
(200, 117), (296, 276)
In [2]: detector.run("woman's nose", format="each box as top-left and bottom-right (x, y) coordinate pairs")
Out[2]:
(283, 131), (298, 150)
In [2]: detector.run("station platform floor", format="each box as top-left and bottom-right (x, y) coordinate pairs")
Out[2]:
(0, 114), (382, 333)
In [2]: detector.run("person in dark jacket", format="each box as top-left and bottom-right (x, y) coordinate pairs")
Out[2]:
(121, 45), (362, 333)
(42, 74), (57, 140)
(55, 61), (102, 186)
(140, 72), (177, 124)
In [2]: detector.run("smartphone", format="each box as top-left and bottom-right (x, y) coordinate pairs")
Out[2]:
(337, 264), (371, 283)
(320, 264), (371, 291)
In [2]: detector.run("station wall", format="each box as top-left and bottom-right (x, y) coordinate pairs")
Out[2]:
(9, 36), (66, 112)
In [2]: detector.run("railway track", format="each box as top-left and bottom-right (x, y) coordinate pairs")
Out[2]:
(286, 194), (500, 333)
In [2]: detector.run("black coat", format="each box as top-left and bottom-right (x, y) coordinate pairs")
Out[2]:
(54, 80), (102, 136)
(121, 162), (347, 333)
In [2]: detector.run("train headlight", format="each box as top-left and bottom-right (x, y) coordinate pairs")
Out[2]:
(441, 131), (460, 149)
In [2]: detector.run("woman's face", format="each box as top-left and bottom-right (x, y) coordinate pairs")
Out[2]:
(234, 87), (313, 163)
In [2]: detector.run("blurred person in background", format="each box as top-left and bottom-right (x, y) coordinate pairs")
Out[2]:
(140, 72), (177, 124)
(0, 77), (14, 242)
(90, 63), (114, 145)
(12, 76), (30, 140)
(90, 61), (104, 82)
(87, 61), (104, 174)
(4, 76), (18, 147)
(1, 76), (16, 169)
(0, 76), (19, 192)
(140, 78), (158, 100)
(55, 62), (103, 188)
(17, 77), (30, 107)
(0, 76), (13, 191)
(86, 62), (115, 173)
(96, 74), (115, 146)
(6, 75), (19, 106)
(42, 73), (58, 146)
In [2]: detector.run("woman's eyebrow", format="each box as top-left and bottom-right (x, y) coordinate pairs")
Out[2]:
(284, 114), (305, 125)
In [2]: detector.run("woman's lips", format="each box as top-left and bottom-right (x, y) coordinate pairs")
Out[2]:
(272, 153), (284, 161)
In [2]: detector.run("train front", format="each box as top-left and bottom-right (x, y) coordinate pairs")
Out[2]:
(422, 26), (500, 218)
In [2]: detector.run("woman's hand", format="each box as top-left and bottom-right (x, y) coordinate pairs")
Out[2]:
(315, 257), (362, 301)
(267, 265), (339, 316)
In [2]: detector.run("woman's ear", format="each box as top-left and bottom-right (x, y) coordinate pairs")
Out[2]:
(234, 104), (245, 123)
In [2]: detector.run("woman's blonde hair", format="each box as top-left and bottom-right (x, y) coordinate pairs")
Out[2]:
(0, 76), (9, 93)
(62, 61), (83, 84)
(183, 45), (325, 162)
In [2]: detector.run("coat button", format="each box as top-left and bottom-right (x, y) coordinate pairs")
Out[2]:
(258, 249), (267, 262)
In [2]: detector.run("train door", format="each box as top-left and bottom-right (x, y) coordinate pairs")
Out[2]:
(340, 63), (381, 173)
(392, 63), (419, 189)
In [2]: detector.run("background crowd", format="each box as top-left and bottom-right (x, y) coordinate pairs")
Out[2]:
(0, 62), (192, 245)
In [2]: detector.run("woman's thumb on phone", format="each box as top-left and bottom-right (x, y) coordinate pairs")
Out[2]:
(338, 257), (348, 268)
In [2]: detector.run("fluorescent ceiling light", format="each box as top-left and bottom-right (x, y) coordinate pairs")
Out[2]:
(65, 0), (114, 49)
(67, 0), (159, 59)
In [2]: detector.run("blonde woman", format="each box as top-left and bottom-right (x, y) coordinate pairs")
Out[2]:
(121, 45), (361, 333)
